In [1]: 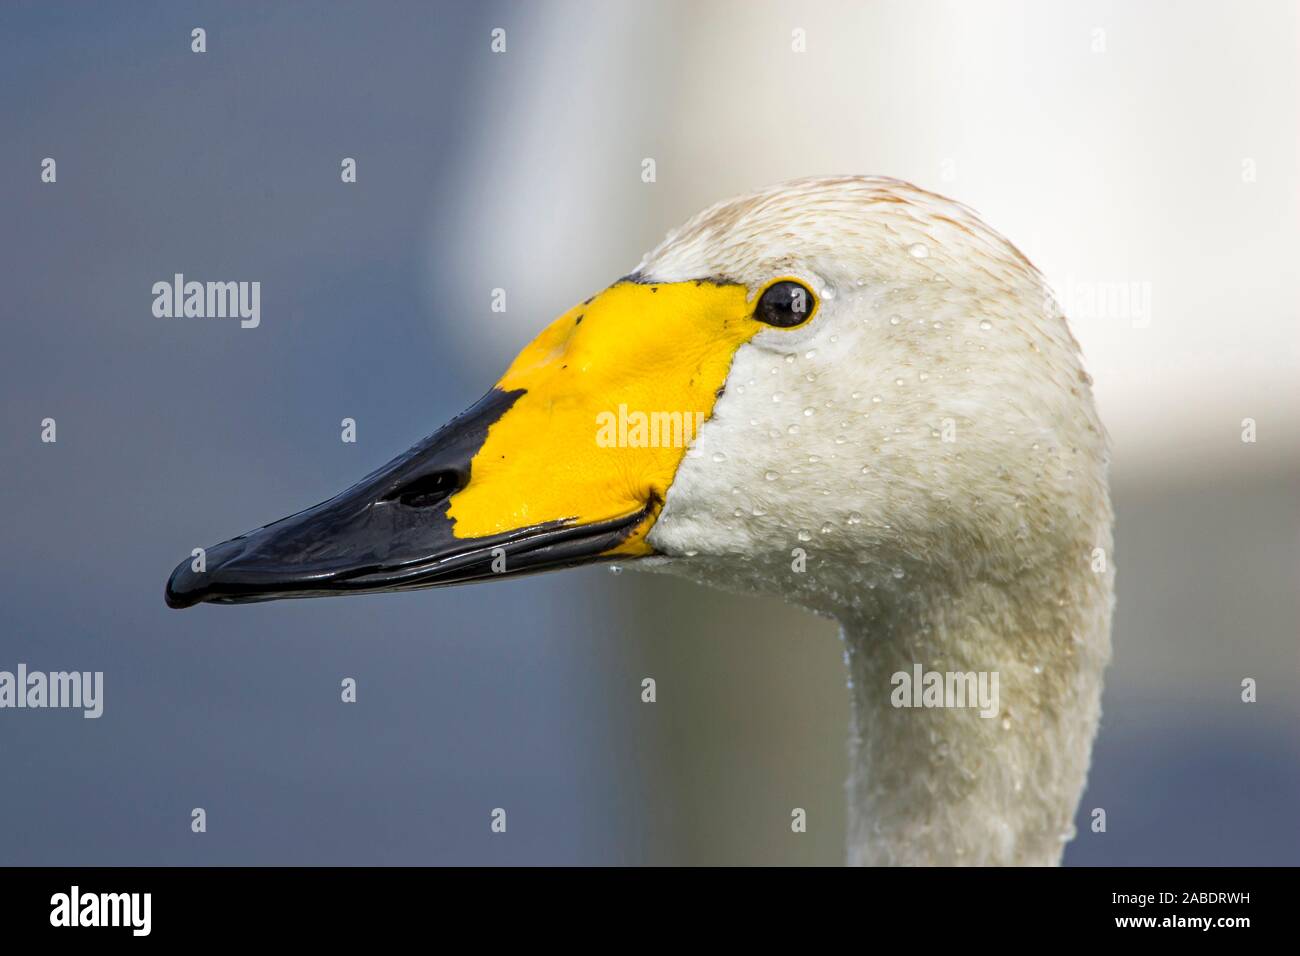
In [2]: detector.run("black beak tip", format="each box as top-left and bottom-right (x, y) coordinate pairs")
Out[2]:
(165, 560), (206, 609)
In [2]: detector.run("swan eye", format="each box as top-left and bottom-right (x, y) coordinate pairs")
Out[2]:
(755, 280), (815, 328)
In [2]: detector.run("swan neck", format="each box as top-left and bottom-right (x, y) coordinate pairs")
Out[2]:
(838, 566), (1111, 866)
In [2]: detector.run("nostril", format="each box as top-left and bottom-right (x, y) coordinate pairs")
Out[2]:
(383, 468), (467, 509)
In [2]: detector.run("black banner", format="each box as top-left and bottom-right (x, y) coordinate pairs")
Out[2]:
(0, 866), (1281, 941)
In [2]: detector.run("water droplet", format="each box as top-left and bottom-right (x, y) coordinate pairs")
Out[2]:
(1001, 717), (1012, 730)
(891, 567), (905, 579)
(772, 392), (783, 403)
(808, 454), (821, 463)
(803, 407), (816, 417)
(871, 395), (883, 404)
(608, 565), (623, 576)
(820, 522), (833, 534)
(712, 451), (727, 462)
(894, 378), (905, 387)
(851, 390), (862, 399)
(889, 315), (901, 325)
(764, 470), (779, 481)
(847, 512), (862, 524)
(786, 424), (799, 434)
(979, 319), (993, 331)
(908, 242), (929, 258)
(918, 372), (929, 381)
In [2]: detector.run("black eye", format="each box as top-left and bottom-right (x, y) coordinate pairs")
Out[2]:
(755, 280), (815, 328)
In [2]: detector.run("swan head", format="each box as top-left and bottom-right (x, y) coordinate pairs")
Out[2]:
(166, 175), (1110, 623)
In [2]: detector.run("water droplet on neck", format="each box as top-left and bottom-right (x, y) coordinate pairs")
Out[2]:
(712, 451), (727, 462)
(908, 242), (930, 258)
(797, 529), (812, 541)
(764, 470), (779, 481)
(608, 565), (623, 576)
(979, 319), (993, 331)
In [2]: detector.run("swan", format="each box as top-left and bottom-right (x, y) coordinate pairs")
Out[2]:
(166, 176), (1114, 866)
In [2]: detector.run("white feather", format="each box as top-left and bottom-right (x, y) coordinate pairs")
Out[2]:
(636, 176), (1114, 866)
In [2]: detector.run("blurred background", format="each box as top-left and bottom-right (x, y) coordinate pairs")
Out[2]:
(1, 0), (1296, 864)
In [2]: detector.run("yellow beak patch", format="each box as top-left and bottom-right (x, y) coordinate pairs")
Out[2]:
(445, 279), (763, 553)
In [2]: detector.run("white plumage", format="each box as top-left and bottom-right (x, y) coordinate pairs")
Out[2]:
(637, 177), (1114, 865)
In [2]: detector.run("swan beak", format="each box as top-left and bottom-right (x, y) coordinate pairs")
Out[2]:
(165, 279), (758, 608)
